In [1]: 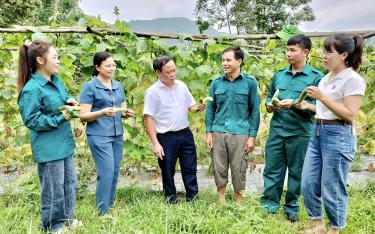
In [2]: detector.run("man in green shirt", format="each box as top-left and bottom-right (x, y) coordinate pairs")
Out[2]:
(205, 46), (260, 204)
(260, 34), (323, 221)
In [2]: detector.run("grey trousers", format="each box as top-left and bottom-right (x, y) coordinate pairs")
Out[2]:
(212, 132), (249, 192)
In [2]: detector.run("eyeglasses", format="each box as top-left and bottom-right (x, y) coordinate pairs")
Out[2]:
(321, 50), (333, 57)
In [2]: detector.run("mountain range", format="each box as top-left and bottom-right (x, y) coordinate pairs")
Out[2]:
(128, 17), (224, 36)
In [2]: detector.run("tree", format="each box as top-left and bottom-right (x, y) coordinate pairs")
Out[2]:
(195, 0), (315, 34)
(195, 0), (236, 34)
(0, 0), (82, 27)
(113, 6), (120, 20)
(0, 0), (42, 27)
(196, 19), (210, 34)
(242, 0), (315, 34)
(36, 0), (83, 25)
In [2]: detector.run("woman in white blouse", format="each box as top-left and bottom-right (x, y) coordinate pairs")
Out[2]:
(297, 34), (366, 234)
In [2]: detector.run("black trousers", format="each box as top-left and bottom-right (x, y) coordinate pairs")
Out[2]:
(157, 128), (198, 200)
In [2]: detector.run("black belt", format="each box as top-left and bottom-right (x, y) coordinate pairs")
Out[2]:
(315, 118), (350, 125)
(163, 127), (189, 135)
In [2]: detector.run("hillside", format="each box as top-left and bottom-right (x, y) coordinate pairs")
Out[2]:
(128, 17), (224, 36)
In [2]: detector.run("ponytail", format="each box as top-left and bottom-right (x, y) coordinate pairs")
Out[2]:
(323, 34), (363, 71)
(18, 44), (31, 92)
(348, 35), (363, 71)
(17, 40), (52, 93)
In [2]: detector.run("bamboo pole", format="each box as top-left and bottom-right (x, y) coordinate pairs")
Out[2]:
(0, 27), (374, 41)
(363, 31), (375, 39)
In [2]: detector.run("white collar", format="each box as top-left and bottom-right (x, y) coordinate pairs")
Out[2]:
(157, 79), (178, 88)
(326, 67), (353, 83)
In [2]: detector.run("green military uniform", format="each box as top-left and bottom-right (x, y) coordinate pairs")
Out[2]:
(205, 72), (260, 192)
(260, 64), (323, 214)
(205, 72), (260, 136)
(18, 72), (75, 163)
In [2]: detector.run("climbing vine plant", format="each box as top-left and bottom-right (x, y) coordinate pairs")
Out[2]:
(0, 21), (374, 171)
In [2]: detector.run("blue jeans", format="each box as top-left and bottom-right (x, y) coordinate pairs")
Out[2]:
(301, 123), (356, 229)
(157, 128), (198, 201)
(87, 135), (123, 214)
(38, 156), (77, 232)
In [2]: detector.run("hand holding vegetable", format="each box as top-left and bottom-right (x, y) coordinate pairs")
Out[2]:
(278, 99), (293, 110)
(112, 107), (135, 115)
(202, 96), (213, 104)
(305, 86), (325, 101)
(295, 100), (310, 110)
(270, 89), (281, 106)
(58, 105), (81, 119)
(267, 89), (281, 112)
(293, 88), (308, 105)
(66, 98), (79, 106)
(101, 107), (116, 117)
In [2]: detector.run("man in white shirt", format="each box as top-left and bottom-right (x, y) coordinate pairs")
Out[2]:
(143, 56), (205, 204)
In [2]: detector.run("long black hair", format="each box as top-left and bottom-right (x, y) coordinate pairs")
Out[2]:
(18, 40), (52, 92)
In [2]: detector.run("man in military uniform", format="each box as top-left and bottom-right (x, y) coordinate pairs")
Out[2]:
(205, 46), (260, 204)
(260, 34), (323, 221)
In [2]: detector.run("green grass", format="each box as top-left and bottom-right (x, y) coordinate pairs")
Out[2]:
(1, 176), (375, 233)
(350, 153), (364, 172)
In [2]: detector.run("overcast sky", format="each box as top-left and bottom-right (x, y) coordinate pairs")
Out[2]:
(79, 0), (375, 32)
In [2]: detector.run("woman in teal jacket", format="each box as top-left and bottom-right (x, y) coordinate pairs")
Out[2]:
(17, 40), (81, 232)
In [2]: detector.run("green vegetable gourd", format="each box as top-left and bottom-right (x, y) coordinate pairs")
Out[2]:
(112, 107), (130, 113)
(294, 88), (308, 105)
(202, 96), (213, 104)
(271, 89), (280, 106)
(58, 105), (81, 118)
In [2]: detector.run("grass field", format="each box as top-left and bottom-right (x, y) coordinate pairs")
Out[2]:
(1, 170), (375, 234)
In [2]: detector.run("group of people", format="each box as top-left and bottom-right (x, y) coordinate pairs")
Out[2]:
(17, 33), (366, 234)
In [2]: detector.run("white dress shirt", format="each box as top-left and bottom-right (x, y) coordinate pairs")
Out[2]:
(143, 79), (196, 133)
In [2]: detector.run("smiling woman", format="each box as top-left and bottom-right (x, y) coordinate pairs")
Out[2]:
(17, 40), (81, 232)
(299, 34), (367, 234)
(79, 51), (135, 215)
